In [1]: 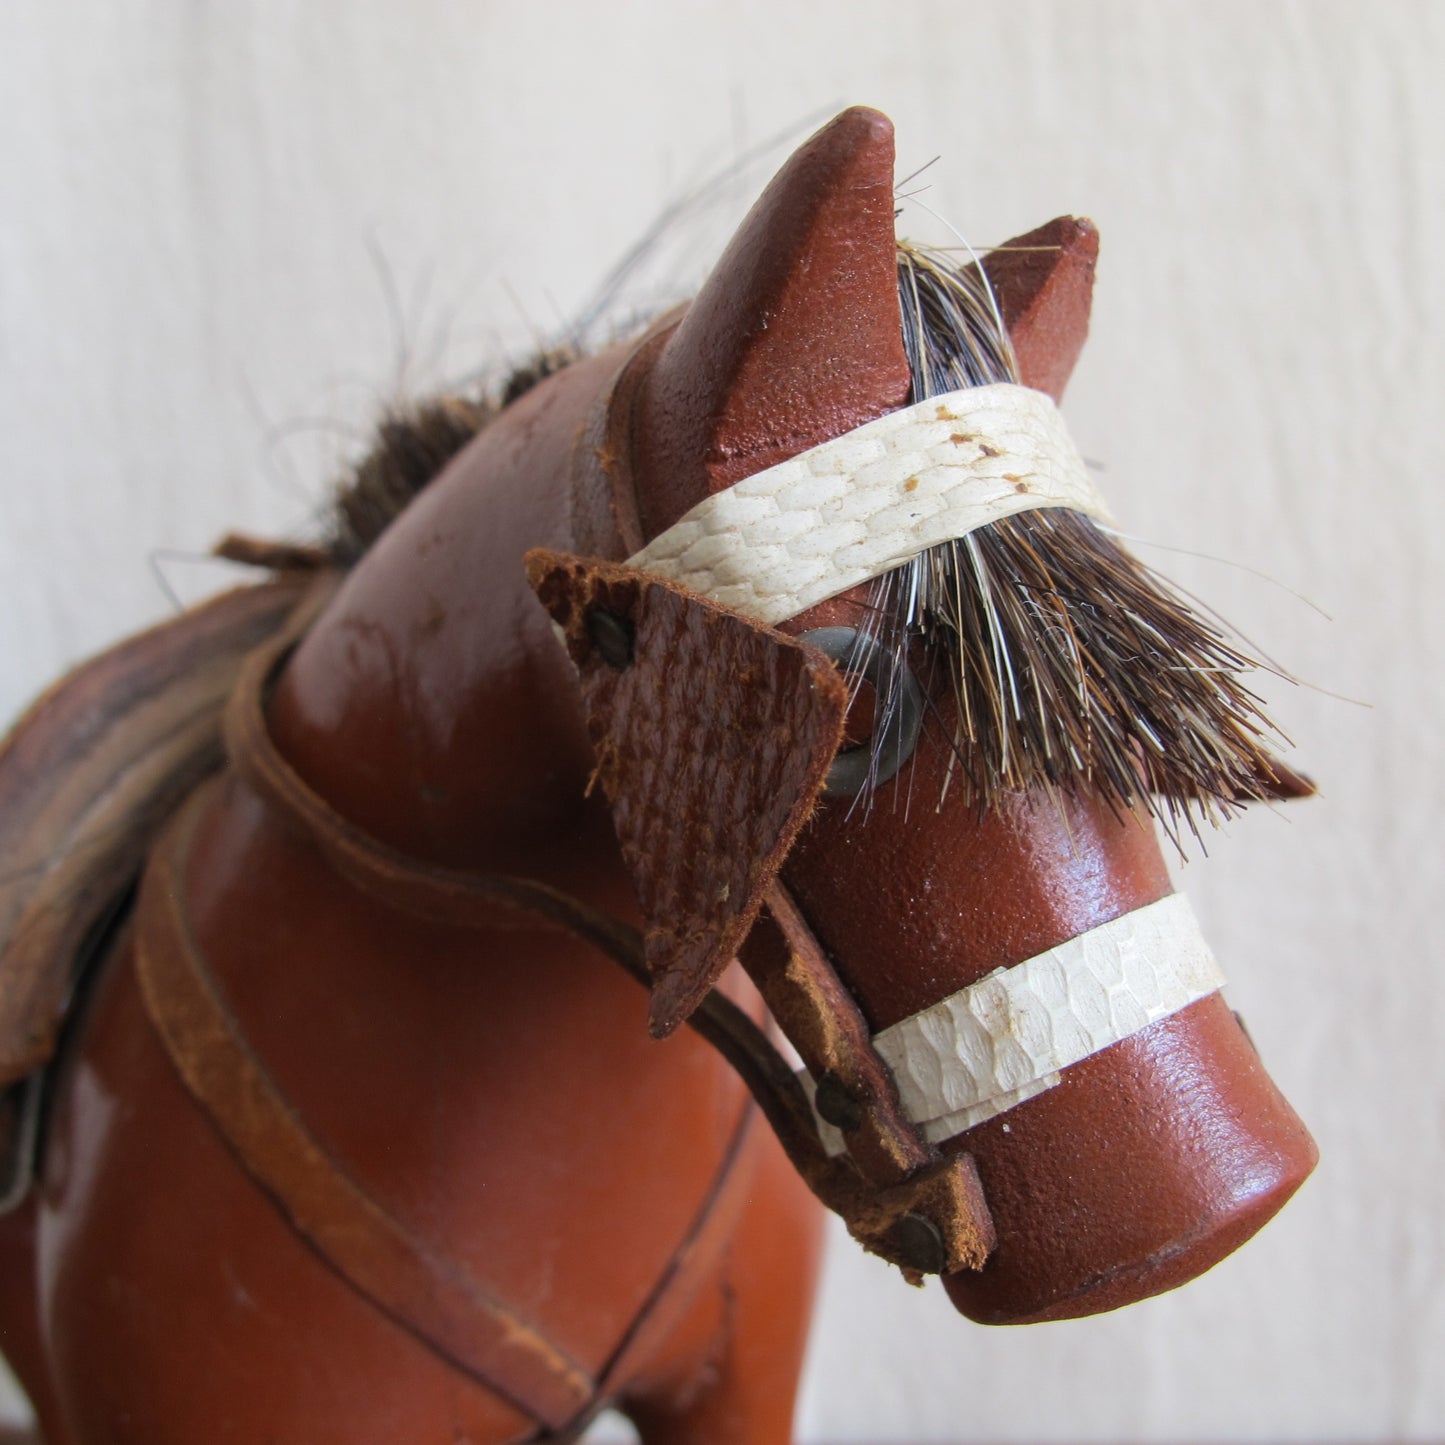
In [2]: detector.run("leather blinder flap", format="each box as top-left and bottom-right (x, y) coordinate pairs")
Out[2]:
(526, 550), (848, 1038)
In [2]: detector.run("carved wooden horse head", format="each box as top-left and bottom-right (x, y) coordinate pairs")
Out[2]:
(0, 105), (1315, 1443)
(525, 104), (1317, 1322)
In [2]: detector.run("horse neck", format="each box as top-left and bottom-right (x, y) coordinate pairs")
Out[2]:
(264, 344), (635, 884)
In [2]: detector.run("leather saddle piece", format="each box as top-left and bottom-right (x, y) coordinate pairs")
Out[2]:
(0, 573), (334, 1087)
(526, 550), (849, 1037)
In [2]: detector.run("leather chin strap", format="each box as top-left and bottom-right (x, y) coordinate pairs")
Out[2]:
(134, 564), (994, 1417)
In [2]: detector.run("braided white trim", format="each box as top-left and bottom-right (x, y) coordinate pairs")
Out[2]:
(806, 893), (1225, 1155)
(626, 383), (1110, 624)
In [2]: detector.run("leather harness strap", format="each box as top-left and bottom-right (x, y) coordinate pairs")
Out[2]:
(745, 889), (994, 1276)
(136, 778), (775, 1434)
(744, 885), (931, 1186)
(134, 780), (595, 1432)
(223, 621), (649, 954)
(218, 621), (843, 1205)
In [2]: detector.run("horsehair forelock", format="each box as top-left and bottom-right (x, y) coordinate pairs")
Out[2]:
(625, 242), (1292, 841)
(876, 242), (1291, 841)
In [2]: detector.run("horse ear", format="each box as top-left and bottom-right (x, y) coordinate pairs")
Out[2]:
(982, 216), (1099, 403)
(633, 106), (912, 539)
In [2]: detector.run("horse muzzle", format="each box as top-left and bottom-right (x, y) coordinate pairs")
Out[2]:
(837, 890), (1319, 1324)
(788, 879), (1317, 1324)
(935, 986), (1316, 1324)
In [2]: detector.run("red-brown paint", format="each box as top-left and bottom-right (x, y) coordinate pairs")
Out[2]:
(0, 106), (1314, 1445)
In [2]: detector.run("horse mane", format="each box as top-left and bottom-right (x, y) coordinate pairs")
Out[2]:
(325, 347), (577, 567)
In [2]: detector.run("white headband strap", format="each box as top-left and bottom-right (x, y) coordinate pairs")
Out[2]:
(805, 893), (1225, 1155)
(626, 382), (1110, 625)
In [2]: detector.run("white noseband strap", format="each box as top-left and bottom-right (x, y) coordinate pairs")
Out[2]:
(625, 382), (1110, 625)
(807, 893), (1226, 1154)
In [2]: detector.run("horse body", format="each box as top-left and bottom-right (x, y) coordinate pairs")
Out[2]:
(0, 107), (1315, 1443)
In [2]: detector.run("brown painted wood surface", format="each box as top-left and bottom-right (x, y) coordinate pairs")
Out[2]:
(0, 105), (1313, 1441)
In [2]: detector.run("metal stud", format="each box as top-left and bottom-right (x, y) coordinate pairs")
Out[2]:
(890, 1211), (947, 1276)
(814, 1070), (864, 1133)
(585, 606), (635, 669)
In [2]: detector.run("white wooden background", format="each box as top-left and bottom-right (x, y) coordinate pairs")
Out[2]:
(1, 3), (1440, 1441)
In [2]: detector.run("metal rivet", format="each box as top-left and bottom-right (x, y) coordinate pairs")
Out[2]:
(890, 1212), (947, 1275)
(585, 607), (635, 669)
(814, 1071), (864, 1133)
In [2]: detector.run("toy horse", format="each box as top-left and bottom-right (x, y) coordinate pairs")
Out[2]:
(0, 108), (1315, 1444)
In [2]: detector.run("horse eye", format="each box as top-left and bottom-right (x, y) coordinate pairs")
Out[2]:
(798, 627), (922, 796)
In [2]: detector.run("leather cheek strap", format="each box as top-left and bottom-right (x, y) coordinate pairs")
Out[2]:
(526, 550), (849, 1039)
(743, 886), (995, 1277)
